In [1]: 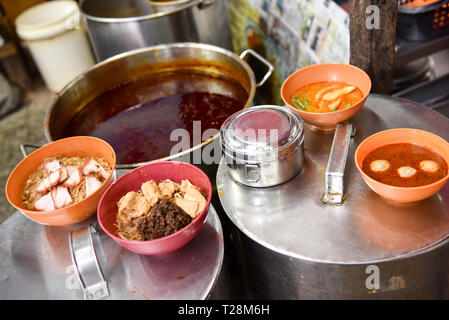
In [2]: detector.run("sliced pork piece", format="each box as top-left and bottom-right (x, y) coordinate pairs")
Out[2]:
(34, 193), (55, 211)
(44, 159), (62, 173)
(66, 165), (79, 176)
(82, 158), (109, 180)
(36, 170), (61, 194)
(63, 168), (83, 188)
(117, 191), (151, 222)
(51, 186), (73, 209)
(141, 180), (161, 206)
(85, 176), (103, 197)
(59, 165), (69, 182)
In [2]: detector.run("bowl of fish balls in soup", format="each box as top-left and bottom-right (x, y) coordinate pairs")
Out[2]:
(355, 129), (449, 204)
(281, 63), (371, 132)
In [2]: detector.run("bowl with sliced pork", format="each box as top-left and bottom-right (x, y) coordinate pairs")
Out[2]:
(5, 136), (116, 226)
(97, 161), (212, 255)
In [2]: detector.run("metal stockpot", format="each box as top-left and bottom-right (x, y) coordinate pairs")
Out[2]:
(80, 0), (232, 61)
(45, 43), (273, 173)
(217, 95), (449, 299)
(220, 105), (304, 188)
(149, 0), (193, 13)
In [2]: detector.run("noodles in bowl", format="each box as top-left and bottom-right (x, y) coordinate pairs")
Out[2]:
(6, 136), (116, 226)
(22, 157), (112, 211)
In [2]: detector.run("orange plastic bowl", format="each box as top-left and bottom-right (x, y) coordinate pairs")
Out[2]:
(281, 63), (371, 132)
(355, 129), (449, 204)
(5, 136), (116, 226)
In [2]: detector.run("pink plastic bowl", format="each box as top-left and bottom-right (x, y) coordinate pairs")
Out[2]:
(97, 161), (212, 255)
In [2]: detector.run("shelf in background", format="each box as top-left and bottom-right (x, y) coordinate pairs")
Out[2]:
(396, 34), (449, 62)
(394, 72), (449, 119)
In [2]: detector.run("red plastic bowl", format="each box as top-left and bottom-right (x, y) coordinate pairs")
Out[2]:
(97, 161), (212, 255)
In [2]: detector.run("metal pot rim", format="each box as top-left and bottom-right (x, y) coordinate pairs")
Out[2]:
(45, 42), (257, 169)
(80, 0), (206, 23)
(219, 105), (304, 163)
(149, 0), (193, 7)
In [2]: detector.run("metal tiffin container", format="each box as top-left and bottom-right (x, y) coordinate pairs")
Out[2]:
(219, 105), (304, 187)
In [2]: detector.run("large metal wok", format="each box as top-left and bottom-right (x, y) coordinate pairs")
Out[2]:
(44, 43), (272, 173)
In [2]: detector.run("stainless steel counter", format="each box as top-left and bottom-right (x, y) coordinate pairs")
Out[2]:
(0, 205), (223, 300)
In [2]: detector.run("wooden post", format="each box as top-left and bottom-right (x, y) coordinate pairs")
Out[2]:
(349, 0), (398, 94)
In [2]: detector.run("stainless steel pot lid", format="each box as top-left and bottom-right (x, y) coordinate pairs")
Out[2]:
(220, 105), (303, 162)
(217, 95), (449, 264)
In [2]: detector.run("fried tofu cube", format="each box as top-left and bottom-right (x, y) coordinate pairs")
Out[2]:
(141, 180), (161, 207)
(158, 180), (178, 198)
(181, 179), (207, 212)
(184, 188), (207, 214)
(180, 179), (194, 193)
(175, 197), (200, 219)
(117, 191), (151, 222)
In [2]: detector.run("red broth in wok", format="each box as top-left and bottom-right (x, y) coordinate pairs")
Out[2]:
(362, 143), (448, 187)
(63, 70), (248, 165)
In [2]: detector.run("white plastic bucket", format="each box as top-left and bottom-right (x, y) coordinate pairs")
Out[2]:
(15, 1), (95, 92)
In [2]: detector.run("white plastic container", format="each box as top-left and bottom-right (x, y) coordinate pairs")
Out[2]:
(15, 1), (95, 92)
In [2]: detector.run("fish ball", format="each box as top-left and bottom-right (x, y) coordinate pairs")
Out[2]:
(370, 160), (390, 172)
(397, 166), (417, 178)
(419, 160), (439, 173)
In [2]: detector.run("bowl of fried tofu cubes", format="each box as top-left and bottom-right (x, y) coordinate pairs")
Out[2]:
(97, 161), (212, 255)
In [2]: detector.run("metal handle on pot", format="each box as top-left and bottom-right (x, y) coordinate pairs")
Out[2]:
(198, 0), (217, 9)
(240, 49), (274, 87)
(69, 224), (110, 300)
(245, 163), (260, 183)
(321, 122), (356, 206)
(20, 143), (43, 158)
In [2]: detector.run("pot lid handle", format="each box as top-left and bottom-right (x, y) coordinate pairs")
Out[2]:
(240, 49), (274, 88)
(321, 122), (356, 206)
(198, 0), (217, 9)
(69, 225), (110, 300)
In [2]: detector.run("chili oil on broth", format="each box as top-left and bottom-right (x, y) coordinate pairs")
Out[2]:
(290, 81), (363, 113)
(63, 70), (249, 165)
(362, 143), (448, 187)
